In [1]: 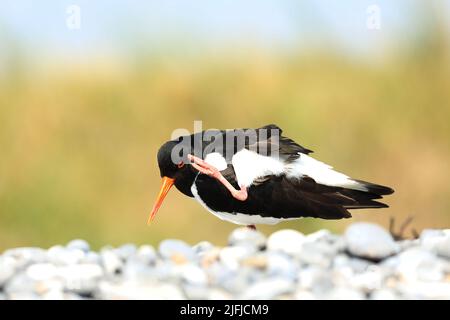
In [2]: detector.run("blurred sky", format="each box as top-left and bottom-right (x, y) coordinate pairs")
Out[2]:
(1, 0), (449, 63)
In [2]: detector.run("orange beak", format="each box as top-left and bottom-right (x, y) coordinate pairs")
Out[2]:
(147, 176), (175, 225)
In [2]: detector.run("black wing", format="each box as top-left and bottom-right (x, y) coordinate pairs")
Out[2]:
(197, 124), (312, 163)
(195, 171), (392, 220)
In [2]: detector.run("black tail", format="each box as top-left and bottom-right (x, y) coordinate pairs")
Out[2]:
(340, 180), (394, 210)
(353, 179), (395, 196)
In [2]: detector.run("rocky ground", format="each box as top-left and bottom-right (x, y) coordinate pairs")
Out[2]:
(0, 222), (449, 300)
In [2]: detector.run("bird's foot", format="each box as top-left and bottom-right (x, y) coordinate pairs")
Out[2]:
(187, 154), (221, 178)
(231, 185), (248, 201)
(188, 154), (248, 201)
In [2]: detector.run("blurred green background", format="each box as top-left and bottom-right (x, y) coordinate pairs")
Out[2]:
(0, 1), (449, 250)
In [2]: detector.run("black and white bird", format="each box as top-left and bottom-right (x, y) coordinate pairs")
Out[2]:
(148, 124), (394, 228)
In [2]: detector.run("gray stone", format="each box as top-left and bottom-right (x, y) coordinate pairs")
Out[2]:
(397, 239), (420, 251)
(66, 239), (90, 253)
(294, 290), (316, 300)
(182, 283), (209, 299)
(100, 250), (123, 276)
(219, 268), (254, 293)
(323, 287), (365, 300)
(266, 252), (297, 279)
(206, 288), (233, 300)
(434, 236), (450, 259)
(267, 229), (305, 256)
(298, 266), (334, 294)
(4, 272), (63, 297)
(4, 274), (35, 295)
(115, 244), (137, 261)
(396, 248), (445, 282)
(304, 229), (333, 243)
(345, 223), (399, 260)
(192, 241), (214, 255)
(58, 264), (104, 295)
(205, 261), (235, 286)
(122, 259), (156, 282)
(47, 245), (85, 265)
(7, 292), (42, 300)
(180, 264), (208, 286)
(396, 281), (450, 299)
(420, 229), (445, 241)
(26, 263), (58, 281)
(241, 277), (294, 299)
(0, 256), (16, 287)
(3, 247), (47, 268)
(136, 245), (157, 265)
(420, 230), (450, 259)
(98, 280), (185, 300)
(371, 289), (399, 300)
(158, 239), (195, 263)
(228, 227), (266, 249)
(219, 246), (254, 271)
(297, 242), (334, 268)
(83, 251), (101, 264)
(349, 265), (386, 292)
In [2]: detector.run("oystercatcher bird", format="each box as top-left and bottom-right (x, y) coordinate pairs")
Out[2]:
(148, 124), (394, 228)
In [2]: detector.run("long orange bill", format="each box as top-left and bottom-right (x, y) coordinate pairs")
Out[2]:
(147, 176), (175, 225)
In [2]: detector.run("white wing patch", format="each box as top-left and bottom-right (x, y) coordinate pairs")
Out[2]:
(232, 149), (285, 187)
(205, 149), (367, 192)
(285, 153), (368, 191)
(204, 152), (228, 171)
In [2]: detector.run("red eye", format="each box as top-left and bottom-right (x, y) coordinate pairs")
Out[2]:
(177, 162), (184, 168)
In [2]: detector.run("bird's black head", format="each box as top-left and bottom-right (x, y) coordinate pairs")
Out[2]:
(149, 138), (196, 224)
(157, 140), (184, 178)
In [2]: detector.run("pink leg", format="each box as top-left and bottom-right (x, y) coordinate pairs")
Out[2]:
(188, 154), (248, 201)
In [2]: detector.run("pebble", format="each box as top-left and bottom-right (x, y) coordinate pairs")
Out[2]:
(228, 227), (266, 249)
(323, 287), (365, 300)
(266, 252), (297, 279)
(47, 245), (85, 265)
(158, 239), (195, 263)
(115, 244), (137, 261)
(98, 281), (185, 300)
(58, 264), (104, 295)
(26, 263), (58, 281)
(66, 239), (90, 253)
(420, 230), (450, 259)
(345, 223), (399, 260)
(241, 277), (294, 299)
(267, 229), (305, 256)
(219, 246), (254, 271)
(0, 223), (449, 300)
(396, 248), (446, 282)
(180, 264), (208, 286)
(371, 289), (399, 300)
(3, 247), (47, 268)
(136, 245), (157, 265)
(192, 241), (214, 255)
(100, 250), (123, 276)
(298, 265), (334, 294)
(0, 256), (16, 287)
(297, 242), (334, 268)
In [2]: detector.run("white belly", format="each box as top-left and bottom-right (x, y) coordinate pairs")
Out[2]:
(190, 183), (296, 225)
